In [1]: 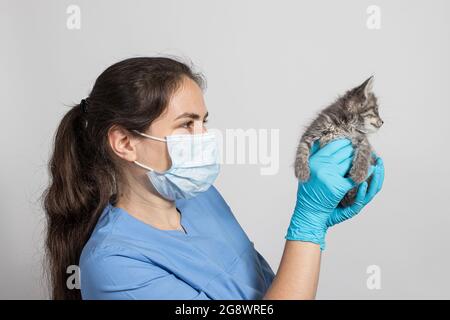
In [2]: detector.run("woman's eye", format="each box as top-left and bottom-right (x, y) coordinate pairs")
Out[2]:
(182, 121), (193, 128)
(181, 119), (208, 129)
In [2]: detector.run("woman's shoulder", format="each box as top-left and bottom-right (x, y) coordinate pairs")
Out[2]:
(79, 203), (143, 267)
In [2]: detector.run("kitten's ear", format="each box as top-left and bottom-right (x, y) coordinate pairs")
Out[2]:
(355, 75), (374, 99)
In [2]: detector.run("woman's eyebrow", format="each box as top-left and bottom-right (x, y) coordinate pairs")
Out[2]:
(174, 111), (209, 121)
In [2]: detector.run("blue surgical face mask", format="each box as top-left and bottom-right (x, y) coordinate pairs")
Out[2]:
(132, 130), (220, 201)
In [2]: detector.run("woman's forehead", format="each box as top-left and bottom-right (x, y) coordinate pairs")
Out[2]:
(166, 77), (207, 119)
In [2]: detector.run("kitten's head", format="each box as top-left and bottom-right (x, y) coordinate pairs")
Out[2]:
(340, 76), (383, 134)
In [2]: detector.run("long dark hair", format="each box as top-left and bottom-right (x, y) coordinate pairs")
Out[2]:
(42, 56), (205, 299)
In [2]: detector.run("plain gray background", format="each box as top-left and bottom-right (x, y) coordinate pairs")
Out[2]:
(1, 0), (449, 299)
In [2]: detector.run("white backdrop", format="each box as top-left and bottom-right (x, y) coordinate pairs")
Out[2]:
(1, 0), (449, 299)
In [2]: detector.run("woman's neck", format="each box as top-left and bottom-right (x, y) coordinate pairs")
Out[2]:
(115, 186), (182, 231)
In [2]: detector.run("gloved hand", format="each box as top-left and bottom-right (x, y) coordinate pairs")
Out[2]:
(285, 138), (379, 250)
(327, 154), (384, 228)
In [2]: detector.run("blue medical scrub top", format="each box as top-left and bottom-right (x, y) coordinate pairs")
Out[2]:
(80, 185), (275, 299)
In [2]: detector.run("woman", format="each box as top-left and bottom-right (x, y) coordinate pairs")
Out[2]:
(43, 57), (384, 300)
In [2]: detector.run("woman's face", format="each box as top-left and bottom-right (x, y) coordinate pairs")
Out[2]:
(132, 75), (209, 172)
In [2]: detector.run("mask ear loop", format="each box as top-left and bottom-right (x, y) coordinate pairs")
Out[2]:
(133, 160), (155, 172)
(132, 130), (167, 172)
(132, 129), (167, 142)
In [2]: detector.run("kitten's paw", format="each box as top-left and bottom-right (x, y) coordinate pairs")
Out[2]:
(295, 161), (310, 182)
(298, 168), (310, 182)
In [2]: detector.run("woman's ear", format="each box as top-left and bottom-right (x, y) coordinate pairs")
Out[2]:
(107, 125), (137, 162)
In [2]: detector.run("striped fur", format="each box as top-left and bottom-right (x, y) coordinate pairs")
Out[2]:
(294, 76), (383, 207)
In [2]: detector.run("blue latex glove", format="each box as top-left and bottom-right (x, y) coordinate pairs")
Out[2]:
(285, 138), (381, 250)
(327, 153), (384, 228)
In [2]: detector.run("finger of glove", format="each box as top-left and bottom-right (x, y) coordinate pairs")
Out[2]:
(375, 157), (385, 193)
(365, 158), (384, 202)
(337, 156), (353, 176)
(366, 165), (375, 180)
(315, 138), (351, 157)
(342, 176), (357, 191)
(331, 144), (354, 164)
(330, 179), (368, 224)
(348, 181), (369, 214)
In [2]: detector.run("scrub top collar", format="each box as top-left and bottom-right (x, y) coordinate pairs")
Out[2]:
(105, 202), (192, 238)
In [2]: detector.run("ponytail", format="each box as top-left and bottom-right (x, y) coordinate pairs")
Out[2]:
(43, 103), (115, 299)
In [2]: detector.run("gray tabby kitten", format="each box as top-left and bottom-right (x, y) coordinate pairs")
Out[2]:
(294, 76), (383, 207)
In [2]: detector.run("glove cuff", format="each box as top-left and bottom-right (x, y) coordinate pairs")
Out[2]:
(285, 227), (327, 251)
